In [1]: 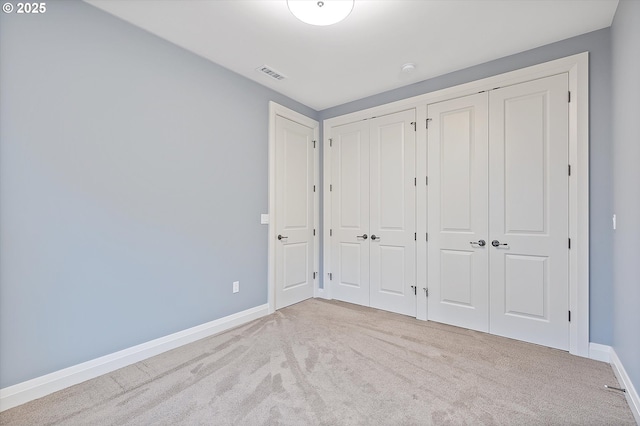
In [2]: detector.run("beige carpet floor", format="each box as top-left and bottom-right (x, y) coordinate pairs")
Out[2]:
(0, 299), (635, 425)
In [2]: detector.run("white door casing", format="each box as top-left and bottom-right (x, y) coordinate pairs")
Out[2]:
(427, 93), (490, 332)
(369, 110), (417, 316)
(330, 120), (371, 306)
(269, 102), (319, 313)
(488, 74), (570, 350)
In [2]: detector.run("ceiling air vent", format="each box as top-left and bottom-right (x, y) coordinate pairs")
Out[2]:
(256, 65), (287, 81)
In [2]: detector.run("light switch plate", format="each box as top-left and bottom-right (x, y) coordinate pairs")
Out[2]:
(261, 214), (269, 225)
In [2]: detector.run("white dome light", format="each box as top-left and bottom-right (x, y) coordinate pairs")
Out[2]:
(287, 0), (354, 26)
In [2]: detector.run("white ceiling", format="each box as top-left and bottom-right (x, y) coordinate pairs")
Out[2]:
(85, 0), (618, 111)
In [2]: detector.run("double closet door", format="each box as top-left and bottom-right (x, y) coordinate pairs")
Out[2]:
(427, 74), (570, 350)
(330, 109), (417, 317)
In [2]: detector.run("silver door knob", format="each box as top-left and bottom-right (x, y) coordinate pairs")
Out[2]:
(470, 240), (486, 247)
(491, 240), (508, 247)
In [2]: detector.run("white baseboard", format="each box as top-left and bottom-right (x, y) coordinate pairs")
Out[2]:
(582, 343), (638, 423)
(0, 304), (269, 412)
(610, 348), (640, 425)
(589, 342), (612, 362)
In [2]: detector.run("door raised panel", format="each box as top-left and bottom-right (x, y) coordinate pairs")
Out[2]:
(440, 250), (473, 307)
(284, 134), (309, 229)
(339, 130), (365, 229)
(339, 243), (363, 288)
(504, 254), (548, 319)
(504, 93), (548, 234)
(441, 109), (473, 231)
(378, 246), (405, 295)
(283, 243), (309, 290)
(378, 122), (406, 230)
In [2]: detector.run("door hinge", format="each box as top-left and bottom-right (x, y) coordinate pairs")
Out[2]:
(412, 285), (417, 295)
(313, 184), (316, 192)
(414, 232), (417, 241)
(568, 310), (571, 322)
(426, 118), (432, 129)
(414, 177), (417, 186)
(330, 184), (333, 192)
(329, 272), (333, 281)
(568, 238), (571, 249)
(329, 138), (333, 147)
(313, 272), (317, 279)
(313, 229), (316, 236)
(313, 140), (316, 148)
(568, 91), (571, 103)
(330, 229), (333, 237)
(411, 121), (416, 131)
(425, 288), (429, 297)
(568, 165), (571, 176)
(426, 233), (429, 242)
(426, 176), (428, 186)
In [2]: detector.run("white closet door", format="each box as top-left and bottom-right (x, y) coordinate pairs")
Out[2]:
(427, 93), (490, 332)
(369, 110), (416, 316)
(274, 116), (315, 309)
(489, 74), (569, 350)
(330, 120), (370, 306)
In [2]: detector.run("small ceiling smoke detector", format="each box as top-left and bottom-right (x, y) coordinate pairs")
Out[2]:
(256, 65), (287, 81)
(401, 63), (416, 73)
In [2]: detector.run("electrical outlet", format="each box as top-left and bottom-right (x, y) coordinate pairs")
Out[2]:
(233, 281), (239, 293)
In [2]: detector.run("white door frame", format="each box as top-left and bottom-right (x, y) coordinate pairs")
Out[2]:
(323, 52), (589, 357)
(268, 101), (320, 314)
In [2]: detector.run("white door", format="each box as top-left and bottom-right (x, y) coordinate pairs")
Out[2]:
(274, 115), (315, 309)
(369, 110), (417, 316)
(330, 120), (370, 306)
(427, 93), (490, 332)
(330, 110), (417, 315)
(489, 74), (569, 350)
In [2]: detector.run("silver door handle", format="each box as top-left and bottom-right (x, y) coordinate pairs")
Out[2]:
(371, 234), (380, 241)
(357, 234), (368, 240)
(491, 240), (508, 247)
(470, 240), (486, 247)
(277, 234), (288, 240)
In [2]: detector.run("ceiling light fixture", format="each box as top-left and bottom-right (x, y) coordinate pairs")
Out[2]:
(287, 0), (354, 26)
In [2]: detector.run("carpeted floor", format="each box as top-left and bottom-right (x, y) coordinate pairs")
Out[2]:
(0, 299), (635, 425)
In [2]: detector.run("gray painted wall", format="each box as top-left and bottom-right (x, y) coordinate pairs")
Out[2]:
(611, 0), (640, 393)
(0, 0), (316, 388)
(319, 28), (614, 347)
